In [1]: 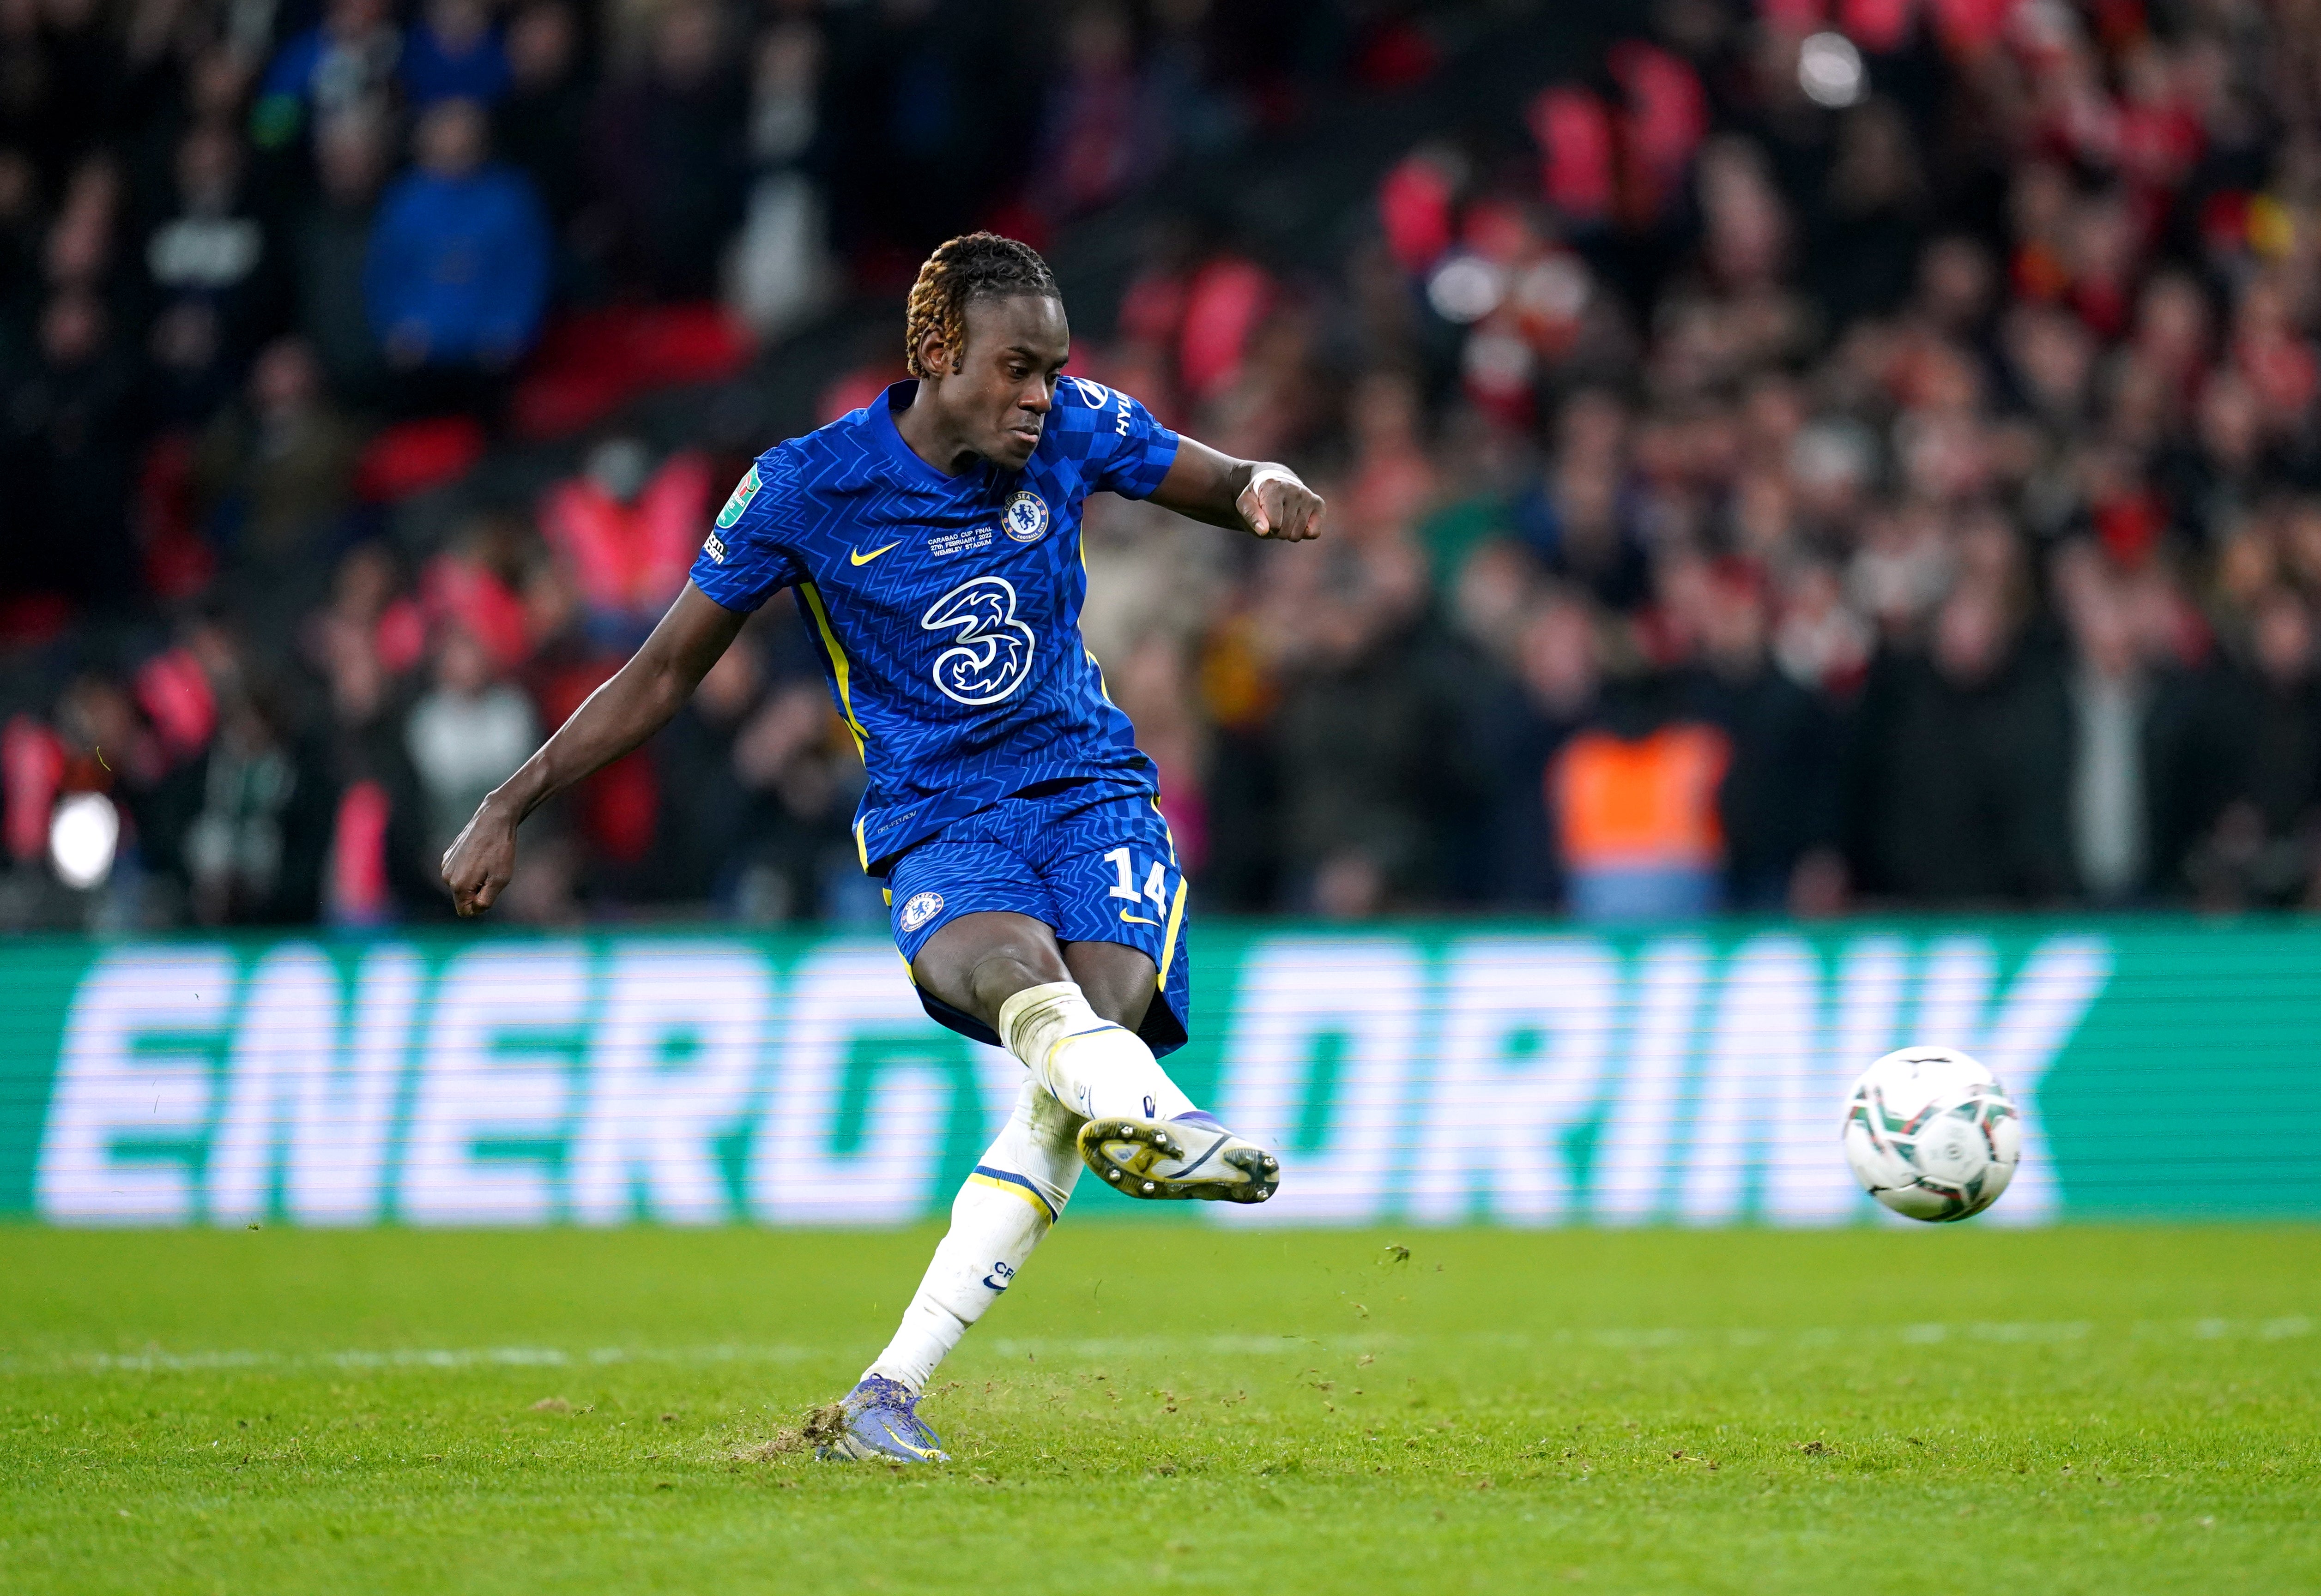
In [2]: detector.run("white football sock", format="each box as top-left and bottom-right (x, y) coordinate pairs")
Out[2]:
(995, 981), (1196, 1123)
(866, 1081), (1085, 1393)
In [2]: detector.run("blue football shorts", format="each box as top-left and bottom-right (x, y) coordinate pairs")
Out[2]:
(885, 781), (1192, 1057)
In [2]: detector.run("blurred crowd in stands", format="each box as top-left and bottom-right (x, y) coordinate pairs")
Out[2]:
(7, 0), (2321, 930)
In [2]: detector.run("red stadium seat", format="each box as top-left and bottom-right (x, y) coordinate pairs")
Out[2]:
(510, 304), (753, 441)
(352, 416), (488, 505)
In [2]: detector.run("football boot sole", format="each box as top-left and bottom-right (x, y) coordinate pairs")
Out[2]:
(1076, 1118), (1280, 1204)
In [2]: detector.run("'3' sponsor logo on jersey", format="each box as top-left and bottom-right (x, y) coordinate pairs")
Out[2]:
(921, 576), (1036, 705)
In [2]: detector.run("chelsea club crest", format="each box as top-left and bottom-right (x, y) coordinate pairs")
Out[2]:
(899, 891), (945, 933)
(1002, 490), (1050, 543)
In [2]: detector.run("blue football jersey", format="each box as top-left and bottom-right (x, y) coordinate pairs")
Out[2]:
(689, 377), (1183, 874)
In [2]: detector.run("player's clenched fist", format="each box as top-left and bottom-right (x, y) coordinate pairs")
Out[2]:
(1237, 465), (1324, 542)
(440, 798), (519, 917)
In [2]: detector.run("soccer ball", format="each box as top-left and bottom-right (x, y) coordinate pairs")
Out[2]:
(1842, 1046), (2020, 1222)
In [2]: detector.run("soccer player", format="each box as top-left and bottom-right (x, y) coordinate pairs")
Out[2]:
(440, 233), (1324, 1464)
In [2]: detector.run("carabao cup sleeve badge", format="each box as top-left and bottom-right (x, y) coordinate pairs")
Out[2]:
(716, 466), (761, 530)
(1003, 490), (1050, 542)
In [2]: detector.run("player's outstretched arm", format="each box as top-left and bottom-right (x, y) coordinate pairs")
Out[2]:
(1147, 436), (1325, 542)
(439, 581), (747, 917)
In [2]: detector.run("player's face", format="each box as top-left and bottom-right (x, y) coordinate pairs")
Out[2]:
(947, 294), (1070, 470)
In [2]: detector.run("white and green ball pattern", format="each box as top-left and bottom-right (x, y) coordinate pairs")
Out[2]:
(1843, 1046), (2021, 1222)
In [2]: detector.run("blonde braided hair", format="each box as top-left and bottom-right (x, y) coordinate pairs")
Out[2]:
(903, 232), (1060, 379)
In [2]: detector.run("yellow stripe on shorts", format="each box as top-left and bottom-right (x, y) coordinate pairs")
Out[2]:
(1157, 873), (1188, 987)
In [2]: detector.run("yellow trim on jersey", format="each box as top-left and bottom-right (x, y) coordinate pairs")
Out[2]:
(1157, 873), (1189, 988)
(854, 816), (870, 872)
(798, 581), (868, 757)
(1150, 797), (1178, 865)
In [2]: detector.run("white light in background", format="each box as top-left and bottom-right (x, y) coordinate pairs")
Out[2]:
(1799, 31), (1866, 108)
(1461, 326), (1536, 396)
(1427, 253), (1506, 324)
(1512, 253), (1591, 323)
(50, 792), (119, 890)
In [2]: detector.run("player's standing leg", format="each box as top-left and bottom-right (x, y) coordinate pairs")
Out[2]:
(820, 1078), (1083, 1462)
(821, 925), (1146, 1463)
(822, 914), (1275, 1463)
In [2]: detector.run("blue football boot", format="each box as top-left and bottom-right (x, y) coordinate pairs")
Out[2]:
(817, 1375), (949, 1464)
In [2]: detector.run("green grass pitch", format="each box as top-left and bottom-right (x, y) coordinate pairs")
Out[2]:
(3, 1223), (2316, 1594)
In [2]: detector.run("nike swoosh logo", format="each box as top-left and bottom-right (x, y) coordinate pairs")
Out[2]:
(850, 542), (901, 566)
(1119, 911), (1159, 926)
(875, 1424), (945, 1461)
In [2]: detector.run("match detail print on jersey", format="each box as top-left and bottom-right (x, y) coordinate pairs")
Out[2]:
(922, 576), (1037, 706)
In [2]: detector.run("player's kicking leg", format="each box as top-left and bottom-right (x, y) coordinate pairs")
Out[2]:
(817, 912), (1275, 1463)
(987, 940), (1280, 1205)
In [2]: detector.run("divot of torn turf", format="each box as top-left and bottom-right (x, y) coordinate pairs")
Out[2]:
(731, 1431), (804, 1462)
(731, 1401), (846, 1463)
(802, 1401), (848, 1450)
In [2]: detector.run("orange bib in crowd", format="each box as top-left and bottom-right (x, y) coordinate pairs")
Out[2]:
(1550, 723), (1732, 873)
